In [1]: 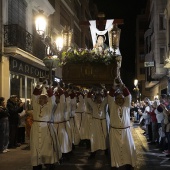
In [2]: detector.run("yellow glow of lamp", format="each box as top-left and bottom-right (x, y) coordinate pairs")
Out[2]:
(35, 13), (47, 36)
(55, 36), (63, 51)
(134, 79), (138, 87)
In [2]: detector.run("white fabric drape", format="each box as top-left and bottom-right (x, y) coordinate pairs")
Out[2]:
(89, 19), (114, 47)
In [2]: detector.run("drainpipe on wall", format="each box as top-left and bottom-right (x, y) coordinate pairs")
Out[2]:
(167, 69), (170, 95)
(0, 0), (2, 62)
(0, 0), (3, 97)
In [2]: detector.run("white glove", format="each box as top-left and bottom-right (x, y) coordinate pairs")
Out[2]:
(42, 80), (48, 88)
(53, 87), (58, 93)
(36, 82), (42, 89)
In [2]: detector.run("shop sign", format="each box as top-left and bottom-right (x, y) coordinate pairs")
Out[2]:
(10, 57), (47, 78)
(144, 61), (154, 67)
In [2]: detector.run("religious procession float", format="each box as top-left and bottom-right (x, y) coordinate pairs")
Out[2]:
(43, 17), (123, 89)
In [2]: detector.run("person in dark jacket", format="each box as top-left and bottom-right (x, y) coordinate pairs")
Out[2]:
(7, 95), (24, 148)
(0, 97), (10, 153)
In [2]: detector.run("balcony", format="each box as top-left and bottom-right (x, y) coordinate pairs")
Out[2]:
(4, 24), (46, 67)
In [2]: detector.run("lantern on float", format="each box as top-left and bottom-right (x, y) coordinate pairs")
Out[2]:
(108, 24), (121, 54)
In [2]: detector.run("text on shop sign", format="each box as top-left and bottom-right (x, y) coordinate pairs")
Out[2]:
(10, 57), (47, 78)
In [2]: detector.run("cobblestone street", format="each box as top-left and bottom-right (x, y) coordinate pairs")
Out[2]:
(0, 123), (170, 170)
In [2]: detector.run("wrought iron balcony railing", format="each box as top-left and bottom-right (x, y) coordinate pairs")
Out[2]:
(4, 24), (46, 60)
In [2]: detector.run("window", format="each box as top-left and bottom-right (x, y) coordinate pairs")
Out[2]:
(10, 73), (35, 102)
(159, 14), (166, 30)
(8, 0), (27, 29)
(160, 47), (165, 64)
(10, 74), (22, 97)
(139, 54), (145, 61)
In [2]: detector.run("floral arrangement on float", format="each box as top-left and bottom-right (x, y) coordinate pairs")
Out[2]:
(59, 47), (122, 66)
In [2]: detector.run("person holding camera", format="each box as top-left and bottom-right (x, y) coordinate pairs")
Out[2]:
(0, 97), (10, 153)
(7, 95), (24, 148)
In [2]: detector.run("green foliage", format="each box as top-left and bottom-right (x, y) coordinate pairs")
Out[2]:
(43, 48), (122, 67)
(60, 48), (121, 66)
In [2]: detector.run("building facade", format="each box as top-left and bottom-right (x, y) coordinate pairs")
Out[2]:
(136, 0), (168, 100)
(135, 0), (150, 101)
(164, 0), (170, 95)
(0, 0), (95, 102)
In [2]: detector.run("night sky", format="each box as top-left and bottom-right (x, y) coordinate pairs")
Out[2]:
(92, 0), (147, 91)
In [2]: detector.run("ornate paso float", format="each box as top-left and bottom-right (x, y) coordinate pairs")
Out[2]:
(61, 48), (122, 87)
(61, 18), (123, 87)
(41, 14), (123, 88)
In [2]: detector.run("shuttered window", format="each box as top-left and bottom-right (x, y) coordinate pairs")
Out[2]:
(8, 0), (27, 29)
(160, 47), (165, 64)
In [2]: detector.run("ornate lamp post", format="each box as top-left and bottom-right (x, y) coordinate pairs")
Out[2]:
(35, 12), (60, 86)
(43, 55), (59, 85)
(55, 26), (73, 53)
(35, 13), (73, 86)
(55, 36), (64, 52)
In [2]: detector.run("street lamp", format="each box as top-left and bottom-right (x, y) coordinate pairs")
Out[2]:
(133, 79), (140, 101)
(55, 36), (64, 52)
(35, 12), (72, 86)
(35, 11), (47, 38)
(55, 26), (73, 52)
(134, 79), (138, 87)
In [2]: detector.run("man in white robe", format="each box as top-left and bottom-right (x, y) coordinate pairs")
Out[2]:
(108, 77), (136, 170)
(81, 90), (93, 149)
(53, 87), (72, 162)
(86, 90), (109, 159)
(69, 89), (80, 147)
(74, 91), (86, 146)
(30, 84), (62, 170)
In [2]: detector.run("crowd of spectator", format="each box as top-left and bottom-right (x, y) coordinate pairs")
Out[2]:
(130, 94), (170, 157)
(0, 95), (33, 154)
